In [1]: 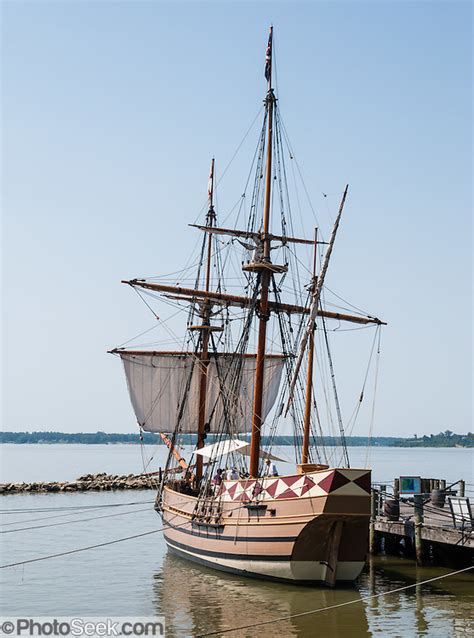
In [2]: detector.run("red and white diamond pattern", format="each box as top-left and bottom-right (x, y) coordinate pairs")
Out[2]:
(217, 469), (371, 502)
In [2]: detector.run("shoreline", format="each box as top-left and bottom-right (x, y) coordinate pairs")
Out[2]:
(0, 442), (471, 449)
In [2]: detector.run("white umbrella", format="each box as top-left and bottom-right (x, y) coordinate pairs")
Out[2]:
(195, 438), (285, 462)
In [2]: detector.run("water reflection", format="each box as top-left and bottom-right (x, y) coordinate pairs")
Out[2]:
(363, 556), (474, 637)
(153, 553), (474, 637)
(153, 553), (368, 637)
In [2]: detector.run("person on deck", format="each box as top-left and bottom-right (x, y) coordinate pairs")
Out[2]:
(226, 467), (239, 481)
(213, 468), (223, 486)
(264, 458), (279, 477)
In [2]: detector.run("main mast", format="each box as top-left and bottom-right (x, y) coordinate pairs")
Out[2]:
(249, 27), (275, 478)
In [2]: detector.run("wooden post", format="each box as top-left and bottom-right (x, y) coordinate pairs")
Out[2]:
(394, 478), (400, 498)
(414, 493), (424, 566)
(377, 488), (384, 513)
(369, 488), (378, 555)
(368, 553), (376, 593)
(459, 480), (465, 497)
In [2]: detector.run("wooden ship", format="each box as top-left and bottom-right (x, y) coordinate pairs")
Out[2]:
(111, 28), (386, 586)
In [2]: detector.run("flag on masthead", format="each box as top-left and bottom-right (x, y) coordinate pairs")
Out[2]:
(207, 158), (214, 207)
(264, 27), (273, 82)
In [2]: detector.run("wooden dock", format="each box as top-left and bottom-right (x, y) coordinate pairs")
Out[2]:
(370, 481), (473, 566)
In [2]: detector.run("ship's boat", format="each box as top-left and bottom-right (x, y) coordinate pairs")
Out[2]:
(111, 27), (386, 586)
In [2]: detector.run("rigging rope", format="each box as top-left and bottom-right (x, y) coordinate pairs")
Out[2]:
(365, 326), (382, 467)
(345, 324), (382, 438)
(321, 314), (349, 467)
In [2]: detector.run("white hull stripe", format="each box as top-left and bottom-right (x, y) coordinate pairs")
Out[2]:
(165, 538), (365, 582)
(164, 534), (292, 561)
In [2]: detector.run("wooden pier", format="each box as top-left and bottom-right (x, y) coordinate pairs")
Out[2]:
(370, 479), (473, 567)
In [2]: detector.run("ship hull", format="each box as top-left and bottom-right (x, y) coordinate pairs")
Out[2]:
(160, 467), (371, 586)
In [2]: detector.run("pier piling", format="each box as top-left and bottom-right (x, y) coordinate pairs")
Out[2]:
(369, 476), (472, 568)
(394, 478), (400, 498)
(369, 488), (378, 555)
(414, 493), (425, 565)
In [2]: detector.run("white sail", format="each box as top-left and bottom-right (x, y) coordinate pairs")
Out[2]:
(119, 351), (284, 434)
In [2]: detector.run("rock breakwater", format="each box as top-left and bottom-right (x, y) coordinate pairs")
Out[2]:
(0, 472), (159, 494)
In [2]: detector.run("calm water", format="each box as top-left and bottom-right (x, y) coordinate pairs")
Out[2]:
(1, 445), (473, 637)
(1, 444), (473, 485)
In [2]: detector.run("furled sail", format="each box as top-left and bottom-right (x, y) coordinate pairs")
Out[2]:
(118, 351), (284, 434)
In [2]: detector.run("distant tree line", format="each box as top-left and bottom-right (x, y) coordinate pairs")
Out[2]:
(0, 431), (159, 445)
(0, 431), (472, 447)
(392, 431), (473, 448)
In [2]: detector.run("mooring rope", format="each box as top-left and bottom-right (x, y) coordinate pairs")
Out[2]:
(0, 501), (250, 569)
(0, 506), (154, 535)
(195, 565), (474, 637)
(0, 499), (156, 515)
(0, 527), (171, 569)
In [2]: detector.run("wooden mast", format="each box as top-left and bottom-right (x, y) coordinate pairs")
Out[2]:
(302, 228), (318, 465)
(196, 158), (216, 481)
(249, 27), (274, 478)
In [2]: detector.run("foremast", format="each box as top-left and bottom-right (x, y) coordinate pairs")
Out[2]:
(195, 159), (217, 481)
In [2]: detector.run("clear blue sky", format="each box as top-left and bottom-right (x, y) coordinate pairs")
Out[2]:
(2, 1), (472, 437)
